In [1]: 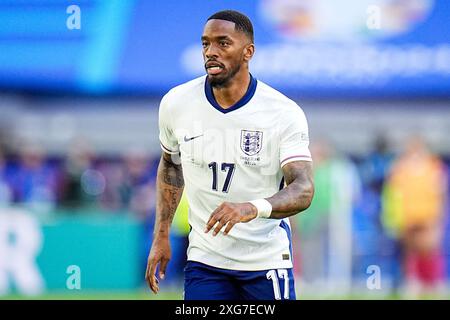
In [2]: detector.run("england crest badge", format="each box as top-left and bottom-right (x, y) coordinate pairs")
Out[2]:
(240, 130), (263, 156)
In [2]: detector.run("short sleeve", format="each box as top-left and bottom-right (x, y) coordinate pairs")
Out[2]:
(279, 106), (312, 167)
(158, 94), (180, 155)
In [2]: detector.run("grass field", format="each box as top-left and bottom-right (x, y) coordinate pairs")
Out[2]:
(3, 290), (449, 300)
(3, 290), (182, 300)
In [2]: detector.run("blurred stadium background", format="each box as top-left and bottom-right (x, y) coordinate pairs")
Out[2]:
(1, 0), (450, 300)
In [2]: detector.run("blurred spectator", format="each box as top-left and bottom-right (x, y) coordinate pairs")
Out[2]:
(294, 139), (361, 296)
(382, 136), (448, 297)
(59, 138), (99, 210)
(355, 134), (398, 291)
(0, 147), (12, 206)
(8, 142), (58, 212)
(360, 134), (394, 193)
(119, 147), (157, 218)
(96, 147), (158, 215)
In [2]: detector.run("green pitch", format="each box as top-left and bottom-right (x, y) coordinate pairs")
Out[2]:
(4, 292), (449, 300)
(2, 287), (449, 300)
(2, 290), (183, 300)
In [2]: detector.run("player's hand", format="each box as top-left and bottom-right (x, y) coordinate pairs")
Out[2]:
(145, 237), (171, 294)
(205, 202), (258, 236)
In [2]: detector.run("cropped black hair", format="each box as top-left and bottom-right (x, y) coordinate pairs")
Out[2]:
(207, 10), (254, 42)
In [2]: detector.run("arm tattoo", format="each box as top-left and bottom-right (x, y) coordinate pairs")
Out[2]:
(154, 152), (184, 237)
(266, 161), (314, 219)
(161, 153), (184, 187)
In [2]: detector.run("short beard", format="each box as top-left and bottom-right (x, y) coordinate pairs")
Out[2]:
(208, 63), (241, 88)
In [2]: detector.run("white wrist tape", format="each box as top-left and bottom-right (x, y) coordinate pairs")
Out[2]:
(249, 199), (272, 218)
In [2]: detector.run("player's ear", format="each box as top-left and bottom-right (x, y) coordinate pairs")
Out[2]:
(243, 43), (255, 62)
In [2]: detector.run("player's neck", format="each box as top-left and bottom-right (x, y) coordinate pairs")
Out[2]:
(212, 71), (251, 109)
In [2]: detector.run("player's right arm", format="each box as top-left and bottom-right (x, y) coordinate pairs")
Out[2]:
(145, 151), (184, 294)
(146, 91), (184, 293)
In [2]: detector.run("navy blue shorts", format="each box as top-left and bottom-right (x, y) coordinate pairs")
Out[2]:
(184, 261), (296, 300)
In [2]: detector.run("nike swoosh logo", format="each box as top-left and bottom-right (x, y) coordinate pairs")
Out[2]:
(183, 134), (203, 142)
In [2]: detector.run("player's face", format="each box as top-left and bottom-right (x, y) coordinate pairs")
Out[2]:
(201, 19), (252, 87)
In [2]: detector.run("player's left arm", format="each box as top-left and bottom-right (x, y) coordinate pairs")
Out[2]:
(265, 160), (314, 218)
(205, 160), (314, 236)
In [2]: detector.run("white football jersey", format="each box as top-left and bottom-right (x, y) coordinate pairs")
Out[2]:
(159, 75), (312, 271)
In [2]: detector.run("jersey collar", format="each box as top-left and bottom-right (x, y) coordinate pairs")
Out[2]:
(204, 73), (257, 114)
